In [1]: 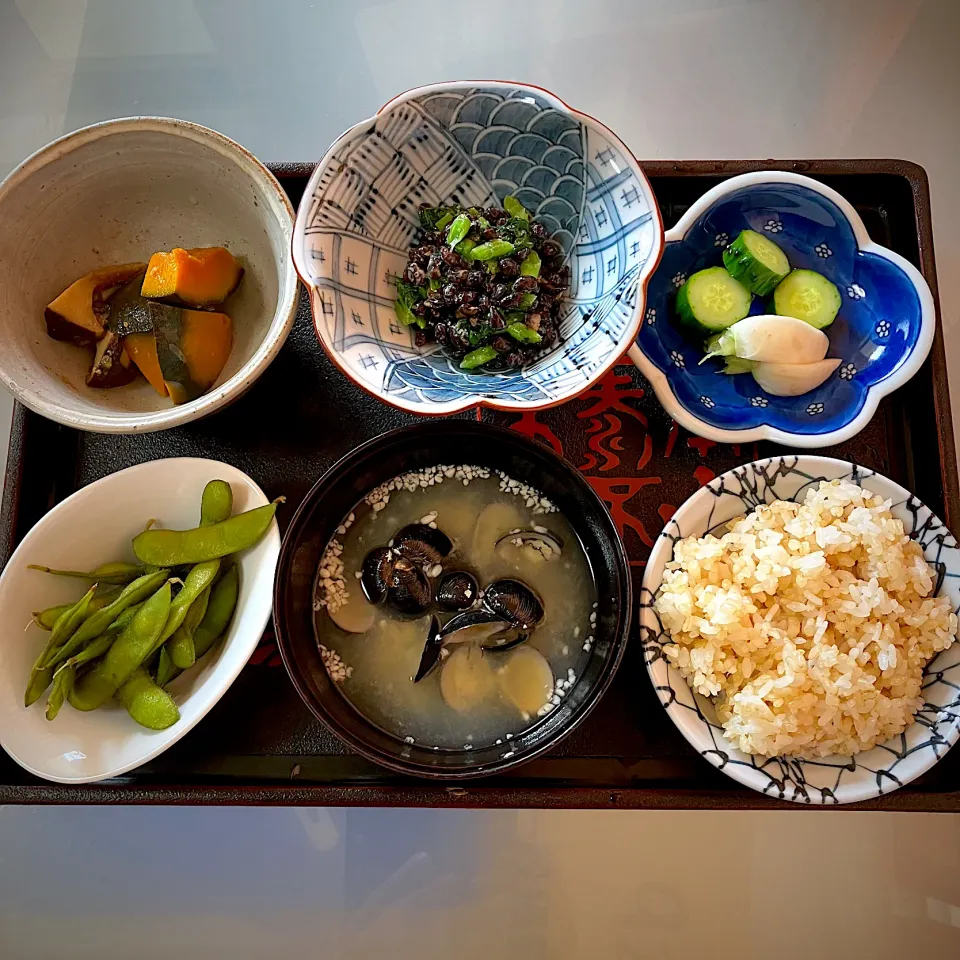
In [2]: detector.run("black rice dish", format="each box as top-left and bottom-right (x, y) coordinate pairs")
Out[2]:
(395, 197), (571, 371)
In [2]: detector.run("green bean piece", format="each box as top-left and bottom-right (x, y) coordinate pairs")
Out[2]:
(45, 665), (76, 721)
(200, 479), (233, 525)
(69, 582), (172, 711)
(469, 239), (515, 261)
(131, 502), (277, 566)
(25, 585), (97, 706)
(459, 345), (498, 370)
(160, 565), (238, 686)
(27, 561), (144, 585)
(47, 570), (170, 669)
(169, 584), (210, 670)
(117, 668), (180, 730)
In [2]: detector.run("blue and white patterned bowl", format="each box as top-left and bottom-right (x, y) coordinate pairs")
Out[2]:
(292, 81), (662, 414)
(629, 172), (935, 446)
(640, 457), (960, 805)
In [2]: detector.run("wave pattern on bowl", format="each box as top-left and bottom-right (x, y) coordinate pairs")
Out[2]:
(639, 456), (960, 805)
(296, 83), (659, 411)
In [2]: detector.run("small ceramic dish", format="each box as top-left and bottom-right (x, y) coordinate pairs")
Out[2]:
(292, 80), (663, 415)
(629, 172), (935, 446)
(0, 117), (299, 434)
(0, 458), (280, 783)
(273, 420), (632, 778)
(640, 456), (960, 804)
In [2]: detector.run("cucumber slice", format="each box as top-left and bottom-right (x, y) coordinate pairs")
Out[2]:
(676, 267), (752, 334)
(722, 229), (790, 296)
(773, 269), (841, 329)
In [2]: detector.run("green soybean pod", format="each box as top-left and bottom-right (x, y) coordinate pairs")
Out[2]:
(69, 582), (172, 711)
(33, 584), (122, 630)
(169, 584), (210, 670)
(131, 502), (277, 566)
(201, 479), (233, 525)
(25, 584), (97, 706)
(47, 569), (170, 669)
(27, 561), (144, 585)
(192, 565), (238, 661)
(160, 565), (238, 686)
(45, 664), (76, 721)
(156, 560), (219, 647)
(117, 667), (180, 730)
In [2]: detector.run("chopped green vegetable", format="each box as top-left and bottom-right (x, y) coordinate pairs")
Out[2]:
(395, 278), (425, 329)
(484, 260), (499, 275)
(460, 345), (499, 369)
(446, 213), (471, 249)
(773, 269), (841, 329)
(455, 238), (477, 259)
(517, 292), (538, 309)
(419, 205), (460, 231)
(504, 195), (529, 221)
(470, 240), (515, 261)
(434, 211), (454, 232)
(520, 251), (541, 277)
(676, 267), (751, 334)
(506, 322), (542, 344)
(498, 217), (532, 248)
(723, 230), (790, 296)
(467, 323), (495, 347)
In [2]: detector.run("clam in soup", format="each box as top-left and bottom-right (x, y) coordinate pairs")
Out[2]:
(313, 465), (598, 749)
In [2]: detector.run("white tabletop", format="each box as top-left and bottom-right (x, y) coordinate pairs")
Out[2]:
(1, 2), (959, 957)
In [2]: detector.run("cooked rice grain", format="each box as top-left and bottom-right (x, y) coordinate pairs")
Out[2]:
(653, 480), (957, 758)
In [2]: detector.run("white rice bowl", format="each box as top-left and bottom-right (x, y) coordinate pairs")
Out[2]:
(640, 457), (960, 804)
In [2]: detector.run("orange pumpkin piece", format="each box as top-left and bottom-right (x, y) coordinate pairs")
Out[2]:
(45, 262), (146, 345)
(153, 309), (233, 406)
(141, 246), (243, 307)
(179, 309), (233, 390)
(123, 333), (167, 397)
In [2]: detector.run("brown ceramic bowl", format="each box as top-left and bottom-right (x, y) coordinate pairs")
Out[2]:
(273, 420), (631, 779)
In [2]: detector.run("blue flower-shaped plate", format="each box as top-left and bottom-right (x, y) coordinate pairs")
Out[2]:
(292, 81), (663, 415)
(640, 457), (960, 805)
(629, 172), (935, 446)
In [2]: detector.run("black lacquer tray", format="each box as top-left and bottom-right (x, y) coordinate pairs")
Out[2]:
(1, 159), (957, 809)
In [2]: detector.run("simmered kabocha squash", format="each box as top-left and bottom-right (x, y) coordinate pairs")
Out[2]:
(122, 333), (167, 396)
(86, 331), (136, 388)
(152, 305), (233, 404)
(44, 262), (146, 345)
(141, 246), (243, 308)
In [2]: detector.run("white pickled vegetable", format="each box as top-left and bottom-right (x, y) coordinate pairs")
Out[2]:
(704, 314), (829, 364)
(751, 358), (841, 397)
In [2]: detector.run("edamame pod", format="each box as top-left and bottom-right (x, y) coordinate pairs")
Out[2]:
(169, 584), (210, 670)
(33, 584), (122, 630)
(27, 561), (144, 585)
(45, 664), (76, 721)
(159, 565), (238, 685)
(200, 479), (233, 525)
(69, 582), (172, 711)
(117, 667), (179, 730)
(157, 560), (220, 648)
(54, 601), (146, 677)
(47, 569), (170, 668)
(25, 584), (97, 706)
(131, 502), (277, 566)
